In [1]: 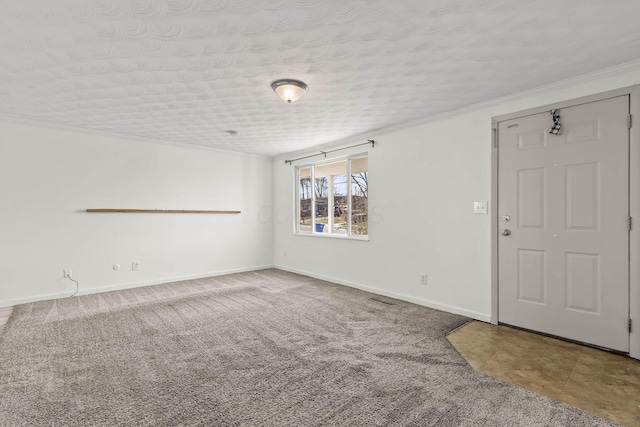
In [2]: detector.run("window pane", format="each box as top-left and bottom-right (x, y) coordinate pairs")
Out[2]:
(333, 173), (348, 235)
(312, 164), (328, 233)
(299, 167), (311, 232)
(316, 161), (347, 234)
(351, 156), (368, 236)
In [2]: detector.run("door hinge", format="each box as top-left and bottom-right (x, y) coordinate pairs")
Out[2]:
(493, 128), (498, 148)
(629, 319), (632, 333)
(629, 114), (633, 129)
(628, 216), (632, 231)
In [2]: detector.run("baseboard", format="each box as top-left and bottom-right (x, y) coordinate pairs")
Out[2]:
(275, 265), (491, 323)
(3, 264), (492, 323)
(0, 264), (275, 308)
(0, 306), (13, 328)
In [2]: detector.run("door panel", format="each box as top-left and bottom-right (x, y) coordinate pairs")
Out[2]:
(566, 163), (599, 230)
(517, 249), (546, 304)
(518, 168), (545, 229)
(565, 252), (599, 313)
(498, 96), (629, 352)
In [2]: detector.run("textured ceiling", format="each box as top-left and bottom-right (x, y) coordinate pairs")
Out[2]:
(1, 1), (640, 156)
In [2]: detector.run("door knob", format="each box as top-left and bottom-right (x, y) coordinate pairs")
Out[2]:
(501, 229), (511, 236)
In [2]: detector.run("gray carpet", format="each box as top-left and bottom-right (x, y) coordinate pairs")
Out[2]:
(0, 269), (619, 426)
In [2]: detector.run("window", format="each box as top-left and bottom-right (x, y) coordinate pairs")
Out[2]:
(296, 154), (368, 238)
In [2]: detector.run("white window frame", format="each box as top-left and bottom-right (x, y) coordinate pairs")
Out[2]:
(295, 153), (368, 240)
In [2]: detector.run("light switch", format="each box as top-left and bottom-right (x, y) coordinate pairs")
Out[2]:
(473, 201), (488, 214)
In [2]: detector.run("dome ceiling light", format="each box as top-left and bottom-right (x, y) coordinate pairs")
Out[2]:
(271, 79), (308, 103)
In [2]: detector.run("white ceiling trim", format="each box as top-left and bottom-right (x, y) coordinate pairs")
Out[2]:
(278, 59), (640, 161)
(0, 115), (271, 159)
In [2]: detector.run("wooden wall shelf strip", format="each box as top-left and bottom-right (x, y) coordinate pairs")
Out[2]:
(86, 209), (241, 214)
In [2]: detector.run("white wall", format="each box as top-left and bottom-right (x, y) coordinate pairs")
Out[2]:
(273, 62), (640, 322)
(0, 121), (274, 307)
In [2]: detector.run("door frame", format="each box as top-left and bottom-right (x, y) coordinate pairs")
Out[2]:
(491, 85), (640, 359)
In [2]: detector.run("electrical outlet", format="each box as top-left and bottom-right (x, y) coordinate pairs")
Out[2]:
(63, 268), (72, 278)
(473, 201), (488, 214)
(419, 273), (427, 285)
(132, 261), (140, 271)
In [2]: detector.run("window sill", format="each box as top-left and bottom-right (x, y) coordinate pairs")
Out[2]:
(294, 231), (369, 241)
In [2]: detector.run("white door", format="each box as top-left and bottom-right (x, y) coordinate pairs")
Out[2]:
(498, 96), (630, 352)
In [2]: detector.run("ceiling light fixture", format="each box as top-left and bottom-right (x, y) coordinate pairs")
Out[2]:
(271, 79), (308, 103)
